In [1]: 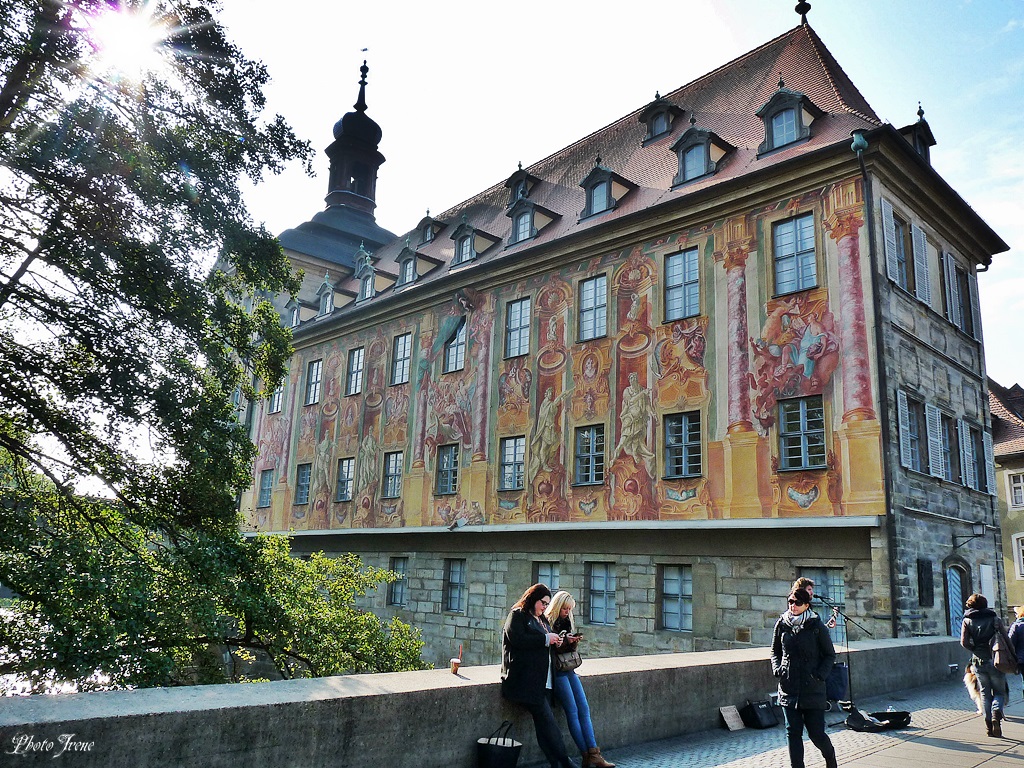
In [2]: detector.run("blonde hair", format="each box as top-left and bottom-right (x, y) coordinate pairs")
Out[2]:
(1015, 605), (1024, 620)
(544, 590), (577, 633)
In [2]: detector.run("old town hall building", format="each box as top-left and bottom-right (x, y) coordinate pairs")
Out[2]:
(241, 15), (1008, 666)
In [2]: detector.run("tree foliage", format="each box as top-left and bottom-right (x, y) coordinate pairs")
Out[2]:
(0, 0), (425, 690)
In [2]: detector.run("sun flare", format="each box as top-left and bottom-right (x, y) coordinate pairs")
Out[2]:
(86, 3), (170, 81)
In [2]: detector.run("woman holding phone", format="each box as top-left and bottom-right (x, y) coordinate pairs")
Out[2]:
(545, 591), (615, 768)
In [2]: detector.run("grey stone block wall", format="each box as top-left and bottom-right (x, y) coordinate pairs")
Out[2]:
(326, 527), (878, 667)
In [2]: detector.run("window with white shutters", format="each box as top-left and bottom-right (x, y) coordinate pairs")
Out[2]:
(925, 403), (943, 478)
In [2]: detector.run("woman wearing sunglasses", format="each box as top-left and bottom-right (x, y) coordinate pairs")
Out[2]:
(771, 588), (838, 768)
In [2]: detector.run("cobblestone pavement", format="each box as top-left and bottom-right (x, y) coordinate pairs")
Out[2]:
(591, 677), (1023, 768)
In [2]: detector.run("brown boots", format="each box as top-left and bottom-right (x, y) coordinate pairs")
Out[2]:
(584, 747), (615, 768)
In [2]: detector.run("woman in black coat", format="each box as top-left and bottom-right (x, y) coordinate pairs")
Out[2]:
(501, 583), (577, 768)
(771, 588), (837, 768)
(960, 592), (1009, 737)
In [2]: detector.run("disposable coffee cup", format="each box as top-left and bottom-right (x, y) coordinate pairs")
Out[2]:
(450, 658), (461, 674)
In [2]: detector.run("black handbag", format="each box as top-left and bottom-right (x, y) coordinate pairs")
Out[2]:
(476, 720), (522, 768)
(739, 699), (779, 729)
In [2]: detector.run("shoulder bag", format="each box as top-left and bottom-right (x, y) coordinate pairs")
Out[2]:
(555, 648), (582, 672)
(992, 620), (1019, 675)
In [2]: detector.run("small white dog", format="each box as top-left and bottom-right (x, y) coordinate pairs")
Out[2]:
(964, 666), (983, 714)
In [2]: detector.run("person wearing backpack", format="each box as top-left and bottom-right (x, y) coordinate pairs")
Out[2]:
(771, 588), (838, 768)
(960, 593), (1010, 737)
(1008, 605), (1024, 699)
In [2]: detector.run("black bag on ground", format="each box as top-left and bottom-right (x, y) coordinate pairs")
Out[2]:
(477, 720), (522, 768)
(845, 709), (911, 732)
(739, 699), (779, 728)
(826, 662), (849, 701)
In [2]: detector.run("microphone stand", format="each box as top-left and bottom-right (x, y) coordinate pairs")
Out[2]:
(814, 593), (873, 715)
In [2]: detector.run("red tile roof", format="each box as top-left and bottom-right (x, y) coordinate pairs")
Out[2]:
(989, 378), (1024, 458)
(328, 22), (882, 308)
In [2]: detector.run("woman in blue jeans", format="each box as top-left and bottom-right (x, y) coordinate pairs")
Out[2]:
(545, 591), (614, 768)
(771, 588), (838, 768)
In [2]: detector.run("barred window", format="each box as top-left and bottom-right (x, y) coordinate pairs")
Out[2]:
(444, 558), (467, 613)
(665, 248), (700, 320)
(388, 556), (408, 606)
(391, 333), (412, 385)
(257, 469), (274, 508)
(579, 276), (607, 341)
(346, 347), (364, 395)
(664, 412), (701, 477)
(505, 298), (531, 357)
(382, 452), (403, 499)
(778, 396), (826, 470)
(586, 562), (616, 625)
(659, 565), (693, 631)
(499, 436), (526, 490)
(335, 458), (354, 502)
(436, 444), (459, 495)
(294, 463), (312, 505)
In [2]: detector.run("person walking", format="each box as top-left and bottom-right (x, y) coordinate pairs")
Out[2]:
(1008, 605), (1024, 698)
(960, 592), (1010, 737)
(501, 583), (578, 768)
(771, 588), (838, 768)
(544, 591), (615, 768)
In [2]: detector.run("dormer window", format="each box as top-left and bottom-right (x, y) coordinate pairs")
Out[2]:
(507, 199), (557, 246)
(514, 211), (532, 243)
(286, 300), (301, 328)
(651, 111), (669, 137)
(638, 94), (683, 145)
(579, 160), (634, 220)
(589, 181), (610, 214)
(316, 272), (335, 317)
(504, 165), (539, 208)
(455, 235), (474, 265)
(670, 124), (733, 186)
(399, 255), (416, 286)
(353, 244), (376, 302)
(755, 82), (823, 155)
(417, 212), (442, 246)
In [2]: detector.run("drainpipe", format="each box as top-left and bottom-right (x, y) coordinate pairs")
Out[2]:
(851, 129), (900, 638)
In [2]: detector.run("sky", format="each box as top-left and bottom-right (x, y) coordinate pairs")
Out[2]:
(217, 0), (1024, 387)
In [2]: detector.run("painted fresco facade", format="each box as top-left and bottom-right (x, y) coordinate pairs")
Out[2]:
(241, 21), (1008, 666)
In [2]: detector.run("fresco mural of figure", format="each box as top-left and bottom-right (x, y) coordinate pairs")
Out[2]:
(310, 425), (334, 503)
(356, 432), (379, 493)
(613, 372), (656, 465)
(528, 387), (571, 483)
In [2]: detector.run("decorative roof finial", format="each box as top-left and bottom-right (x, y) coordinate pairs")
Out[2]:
(655, 91), (661, 100)
(917, 101), (926, 121)
(595, 154), (602, 166)
(405, 236), (410, 249)
(426, 208), (430, 217)
(518, 161), (522, 171)
(354, 60), (369, 112)
(795, 1), (811, 23)
(778, 76), (785, 90)
(690, 114), (697, 127)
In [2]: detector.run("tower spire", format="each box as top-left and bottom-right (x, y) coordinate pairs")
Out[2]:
(354, 60), (369, 112)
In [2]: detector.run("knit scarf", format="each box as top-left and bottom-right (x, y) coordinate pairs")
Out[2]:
(781, 608), (816, 634)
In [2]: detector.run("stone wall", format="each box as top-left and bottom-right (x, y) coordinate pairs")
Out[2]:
(297, 524), (878, 668)
(0, 638), (964, 768)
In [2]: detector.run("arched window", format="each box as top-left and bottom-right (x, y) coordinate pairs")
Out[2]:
(400, 257), (416, 285)
(455, 235), (473, 265)
(589, 181), (610, 214)
(771, 108), (798, 147)
(515, 210), (532, 243)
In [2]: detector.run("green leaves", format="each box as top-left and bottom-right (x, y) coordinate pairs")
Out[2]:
(0, 2), (422, 691)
